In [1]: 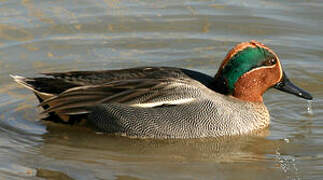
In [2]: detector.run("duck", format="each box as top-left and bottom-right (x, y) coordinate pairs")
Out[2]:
(12, 41), (313, 139)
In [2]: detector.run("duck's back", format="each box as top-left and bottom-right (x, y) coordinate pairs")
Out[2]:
(41, 67), (215, 88)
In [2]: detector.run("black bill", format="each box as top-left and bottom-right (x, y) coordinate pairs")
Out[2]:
(274, 72), (313, 100)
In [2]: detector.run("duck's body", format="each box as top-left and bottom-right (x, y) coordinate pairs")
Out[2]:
(88, 93), (269, 138)
(12, 41), (312, 138)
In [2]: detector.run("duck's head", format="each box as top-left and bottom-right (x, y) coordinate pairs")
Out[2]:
(214, 41), (313, 102)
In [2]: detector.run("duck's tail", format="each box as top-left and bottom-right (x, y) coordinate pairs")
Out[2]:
(11, 75), (85, 124)
(10, 75), (54, 97)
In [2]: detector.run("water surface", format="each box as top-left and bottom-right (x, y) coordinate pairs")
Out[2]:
(0, 0), (322, 179)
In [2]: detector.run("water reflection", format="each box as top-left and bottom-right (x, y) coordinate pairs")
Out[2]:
(35, 125), (290, 179)
(42, 125), (271, 162)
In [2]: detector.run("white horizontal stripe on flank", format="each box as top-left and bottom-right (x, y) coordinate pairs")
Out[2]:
(131, 98), (195, 108)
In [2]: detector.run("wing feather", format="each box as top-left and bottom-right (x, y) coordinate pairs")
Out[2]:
(40, 78), (207, 115)
(13, 67), (216, 117)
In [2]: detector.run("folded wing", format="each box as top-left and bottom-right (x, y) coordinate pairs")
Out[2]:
(39, 78), (205, 116)
(12, 67), (214, 120)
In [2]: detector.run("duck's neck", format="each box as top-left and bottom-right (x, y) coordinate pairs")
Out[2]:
(213, 73), (264, 103)
(212, 73), (230, 95)
(233, 87), (264, 102)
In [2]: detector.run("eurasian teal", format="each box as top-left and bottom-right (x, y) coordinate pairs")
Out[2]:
(12, 41), (312, 138)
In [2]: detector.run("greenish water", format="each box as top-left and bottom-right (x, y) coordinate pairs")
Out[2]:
(0, 0), (322, 179)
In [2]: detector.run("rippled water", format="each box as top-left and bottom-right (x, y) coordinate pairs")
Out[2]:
(0, 0), (322, 179)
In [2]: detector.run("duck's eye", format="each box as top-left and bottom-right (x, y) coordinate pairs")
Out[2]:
(263, 58), (276, 66)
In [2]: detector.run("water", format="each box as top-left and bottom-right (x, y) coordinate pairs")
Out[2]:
(307, 100), (313, 116)
(0, 0), (322, 179)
